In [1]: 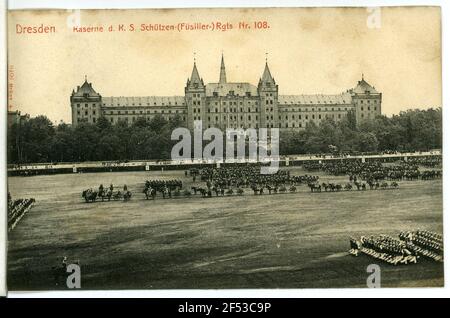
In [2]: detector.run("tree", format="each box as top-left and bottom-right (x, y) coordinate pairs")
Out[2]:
(358, 132), (379, 152)
(148, 115), (168, 132)
(6, 108), (442, 163)
(96, 116), (112, 132)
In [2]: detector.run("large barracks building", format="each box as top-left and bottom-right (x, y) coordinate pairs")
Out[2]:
(70, 55), (382, 130)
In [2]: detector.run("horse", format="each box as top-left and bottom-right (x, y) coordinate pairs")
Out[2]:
(143, 187), (156, 200)
(82, 189), (98, 203)
(113, 191), (122, 200)
(308, 183), (321, 193)
(98, 189), (112, 202)
(123, 191), (132, 201)
(195, 188), (207, 197)
(105, 189), (113, 201)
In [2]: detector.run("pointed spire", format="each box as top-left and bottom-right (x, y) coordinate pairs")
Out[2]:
(190, 61), (201, 84)
(219, 52), (227, 84)
(261, 61), (274, 83)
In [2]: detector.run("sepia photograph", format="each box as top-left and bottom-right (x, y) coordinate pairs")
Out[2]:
(5, 6), (443, 291)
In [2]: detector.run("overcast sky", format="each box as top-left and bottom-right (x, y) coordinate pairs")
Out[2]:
(8, 7), (441, 123)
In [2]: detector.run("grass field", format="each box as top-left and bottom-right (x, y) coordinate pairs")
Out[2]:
(7, 167), (443, 289)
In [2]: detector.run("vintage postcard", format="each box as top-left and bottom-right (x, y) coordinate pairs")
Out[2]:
(5, 6), (443, 291)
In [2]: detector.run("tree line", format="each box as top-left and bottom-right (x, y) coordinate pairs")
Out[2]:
(280, 108), (441, 155)
(7, 108), (441, 164)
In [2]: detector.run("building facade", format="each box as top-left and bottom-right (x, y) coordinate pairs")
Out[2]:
(7, 110), (30, 128)
(70, 55), (382, 129)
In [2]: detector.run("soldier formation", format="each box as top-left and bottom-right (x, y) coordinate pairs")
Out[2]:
(143, 179), (183, 199)
(7, 193), (35, 232)
(349, 230), (443, 265)
(304, 159), (441, 182)
(82, 184), (132, 202)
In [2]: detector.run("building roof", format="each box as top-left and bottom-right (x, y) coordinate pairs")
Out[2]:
(190, 62), (202, 84)
(206, 82), (258, 97)
(260, 62), (275, 83)
(219, 54), (227, 84)
(72, 79), (101, 98)
(102, 96), (186, 107)
(278, 93), (352, 105)
(351, 78), (379, 94)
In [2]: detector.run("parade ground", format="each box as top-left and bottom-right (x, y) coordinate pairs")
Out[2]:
(7, 168), (443, 289)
